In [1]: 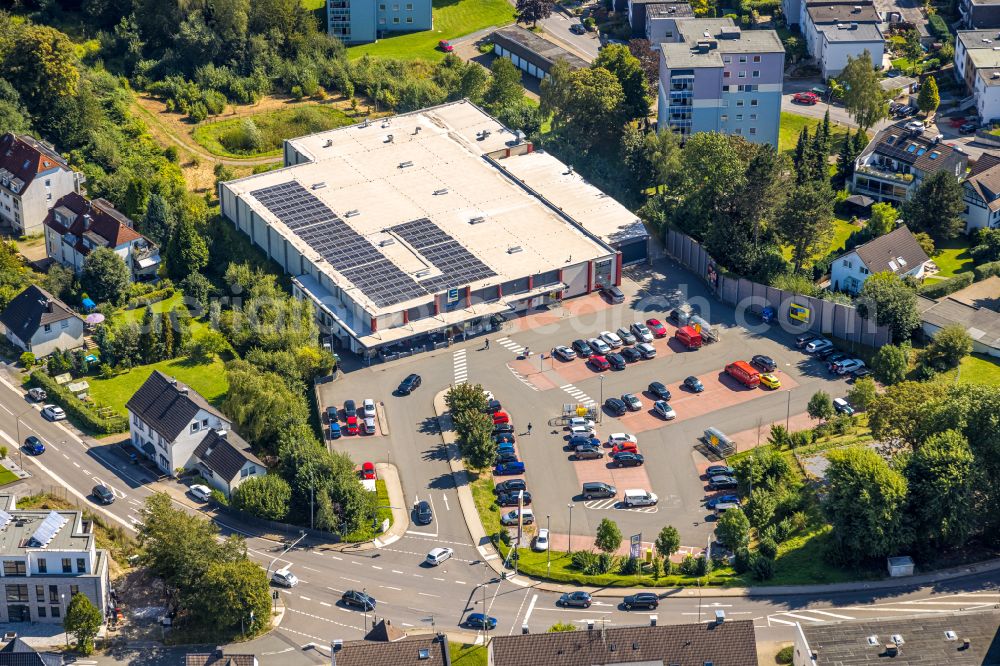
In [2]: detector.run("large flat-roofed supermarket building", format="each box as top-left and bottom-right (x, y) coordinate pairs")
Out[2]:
(219, 100), (648, 357)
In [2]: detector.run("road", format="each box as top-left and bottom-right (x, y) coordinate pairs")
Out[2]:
(534, 8), (599, 62)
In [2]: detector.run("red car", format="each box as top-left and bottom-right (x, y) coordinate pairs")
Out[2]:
(589, 354), (610, 371)
(361, 462), (376, 480)
(438, 39), (454, 52)
(346, 415), (359, 435)
(792, 92), (819, 105)
(646, 318), (667, 337)
(492, 411), (511, 425)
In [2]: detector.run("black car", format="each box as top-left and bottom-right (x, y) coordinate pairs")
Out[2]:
(497, 491), (532, 506)
(621, 393), (642, 411)
(483, 399), (502, 414)
(559, 591), (593, 608)
(620, 346), (641, 363)
(853, 366), (873, 379)
(706, 465), (735, 477)
(600, 285), (625, 304)
(604, 397), (627, 416)
(342, 590), (376, 611)
(569, 435), (601, 449)
(496, 451), (519, 464)
(493, 423), (515, 434)
(612, 452), (645, 467)
(795, 333), (817, 348)
(960, 122), (977, 134)
(397, 374), (422, 395)
(415, 500), (433, 525)
(623, 592), (659, 610)
(822, 350), (847, 363)
(606, 353), (626, 370)
(573, 445), (604, 460)
(683, 376), (704, 393)
(343, 399), (357, 419)
(326, 406), (338, 423)
(648, 381), (671, 401)
(572, 339), (593, 358)
(496, 479), (527, 494)
(751, 354), (777, 372)
(92, 485), (115, 505)
(708, 475), (738, 490)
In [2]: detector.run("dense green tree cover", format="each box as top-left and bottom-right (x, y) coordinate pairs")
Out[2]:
(857, 271), (920, 342)
(903, 171), (966, 241)
(231, 474), (292, 521)
(81, 247), (130, 306)
(64, 593), (102, 654)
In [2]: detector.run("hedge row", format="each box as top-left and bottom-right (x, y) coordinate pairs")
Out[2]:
(928, 13), (949, 39)
(918, 271), (974, 299)
(975, 260), (1000, 281)
(28, 371), (128, 435)
(126, 286), (175, 310)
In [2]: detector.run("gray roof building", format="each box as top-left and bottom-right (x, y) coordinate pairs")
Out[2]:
(330, 633), (450, 666)
(0, 285), (81, 350)
(126, 370), (227, 443)
(0, 638), (62, 666)
(490, 25), (590, 75)
(805, 0), (881, 24)
(193, 428), (264, 492)
(185, 651), (257, 666)
(918, 276), (1000, 356)
(851, 225), (929, 275)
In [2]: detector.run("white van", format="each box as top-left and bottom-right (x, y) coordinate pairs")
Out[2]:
(713, 502), (739, 516)
(623, 489), (658, 507)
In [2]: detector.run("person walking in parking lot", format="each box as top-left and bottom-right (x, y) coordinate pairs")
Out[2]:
(527, 422), (532, 436)
(485, 338), (490, 350)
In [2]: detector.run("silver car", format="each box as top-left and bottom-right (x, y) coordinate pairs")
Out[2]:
(616, 327), (637, 345)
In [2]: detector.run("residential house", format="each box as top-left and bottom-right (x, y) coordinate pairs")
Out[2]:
(792, 609), (1000, 665)
(657, 19), (785, 146)
(490, 26), (589, 80)
(646, 2), (696, 47)
(490, 619), (760, 666)
(0, 133), (84, 236)
(917, 276), (1000, 358)
(962, 151), (1000, 231)
(797, 2), (884, 79)
(851, 123), (968, 204)
(192, 428), (265, 498)
(0, 285), (84, 357)
(327, 0), (433, 45)
(330, 632), (451, 666)
(0, 494), (110, 625)
(959, 0), (1000, 29)
(830, 225), (929, 294)
(0, 638), (63, 666)
(185, 650), (258, 666)
(955, 30), (1000, 123)
(44, 192), (160, 280)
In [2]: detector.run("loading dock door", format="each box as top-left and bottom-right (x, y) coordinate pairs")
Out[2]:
(618, 239), (648, 265)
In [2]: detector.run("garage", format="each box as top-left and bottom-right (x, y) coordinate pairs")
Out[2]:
(618, 238), (649, 265)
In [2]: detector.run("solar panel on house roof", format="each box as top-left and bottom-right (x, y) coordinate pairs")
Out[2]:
(28, 511), (68, 548)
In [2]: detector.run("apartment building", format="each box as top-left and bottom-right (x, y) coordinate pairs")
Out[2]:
(327, 0), (432, 45)
(657, 19), (785, 146)
(646, 2), (696, 48)
(959, 0), (1000, 29)
(0, 133), (84, 236)
(955, 29), (1000, 122)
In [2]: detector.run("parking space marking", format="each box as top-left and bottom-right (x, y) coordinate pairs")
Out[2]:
(560, 384), (595, 406)
(583, 498), (658, 514)
(507, 364), (539, 391)
(497, 337), (525, 354)
(454, 349), (468, 384)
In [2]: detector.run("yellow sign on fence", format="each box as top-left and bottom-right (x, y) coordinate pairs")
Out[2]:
(789, 302), (811, 323)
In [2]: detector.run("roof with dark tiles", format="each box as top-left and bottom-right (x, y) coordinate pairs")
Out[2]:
(125, 370), (227, 442)
(44, 192), (144, 255)
(194, 429), (262, 483)
(332, 635), (450, 666)
(845, 225), (929, 276)
(0, 133), (71, 193)
(0, 285), (81, 344)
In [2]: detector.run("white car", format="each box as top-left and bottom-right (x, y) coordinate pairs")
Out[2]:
(636, 342), (656, 359)
(805, 338), (833, 354)
(630, 322), (654, 343)
(904, 120), (924, 132)
(566, 417), (595, 430)
(271, 568), (299, 587)
(587, 337), (611, 355)
(27, 388), (46, 401)
(484, 390), (495, 401)
(599, 330), (623, 348)
(189, 484), (212, 502)
(569, 424), (597, 438)
(616, 327), (637, 345)
(363, 399), (376, 418)
(425, 547), (454, 566)
(501, 508), (534, 525)
(607, 433), (638, 446)
(534, 528), (549, 552)
(653, 400), (676, 420)
(835, 359), (865, 375)
(553, 345), (577, 361)
(41, 405), (65, 421)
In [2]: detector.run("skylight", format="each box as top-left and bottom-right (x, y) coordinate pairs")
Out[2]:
(906, 144), (917, 153)
(888, 260), (898, 270)
(929, 151), (940, 159)
(917, 148), (926, 156)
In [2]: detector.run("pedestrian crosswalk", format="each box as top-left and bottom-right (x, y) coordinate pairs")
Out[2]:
(496, 337), (525, 354)
(561, 383), (595, 407)
(453, 349), (468, 384)
(584, 498), (658, 514)
(764, 593), (1000, 628)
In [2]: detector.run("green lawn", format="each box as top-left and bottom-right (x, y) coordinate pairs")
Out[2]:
(343, 479), (393, 542)
(940, 353), (1000, 385)
(113, 291), (209, 337)
(192, 106), (354, 159)
(0, 467), (19, 487)
(451, 643), (487, 666)
(777, 112), (852, 157)
(931, 236), (975, 278)
(348, 0), (515, 61)
(88, 356), (229, 417)
(781, 214), (859, 263)
(300, 0), (325, 9)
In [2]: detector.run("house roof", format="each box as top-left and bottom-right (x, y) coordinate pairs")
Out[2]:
(0, 133), (71, 194)
(125, 370), (228, 442)
(332, 635), (450, 666)
(818, 22), (884, 42)
(193, 429), (262, 483)
(0, 285), (81, 344)
(860, 123), (966, 176)
(184, 652), (256, 666)
(805, 1), (881, 24)
(0, 638), (62, 666)
(846, 225), (929, 276)
(647, 2), (696, 19)
(491, 25), (590, 71)
(965, 152), (1000, 211)
(44, 193), (145, 256)
(919, 277), (1000, 352)
(800, 609), (1000, 664)
(491, 620), (759, 666)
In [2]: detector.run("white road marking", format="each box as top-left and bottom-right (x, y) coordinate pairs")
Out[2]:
(806, 610), (855, 619)
(842, 606), (956, 614)
(406, 530), (438, 537)
(299, 596), (311, 602)
(372, 565), (383, 570)
(320, 602), (331, 607)
(523, 594), (538, 625)
(301, 566), (323, 573)
(769, 617), (796, 626)
(72, 462), (80, 468)
(418, 592), (439, 598)
(780, 612), (824, 623)
(381, 585), (402, 591)
(454, 349), (468, 384)
(339, 577), (361, 583)
(442, 494), (450, 511)
(496, 337), (525, 354)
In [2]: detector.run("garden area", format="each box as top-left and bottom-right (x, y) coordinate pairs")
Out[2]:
(192, 106), (355, 159)
(87, 355), (229, 419)
(777, 112), (852, 159)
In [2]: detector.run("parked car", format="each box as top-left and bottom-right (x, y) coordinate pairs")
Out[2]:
(397, 373), (422, 394)
(361, 462), (376, 480)
(364, 416), (376, 435)
(343, 399), (357, 419)
(622, 393), (642, 411)
(572, 339), (593, 358)
(23, 436), (44, 455)
(751, 354), (777, 372)
(589, 355), (610, 371)
(484, 399), (503, 415)
(833, 397), (855, 415)
(494, 461), (525, 476)
(620, 346), (641, 363)
(346, 415), (359, 435)
(496, 479), (526, 494)
(189, 484), (212, 502)
(27, 387), (46, 401)
(600, 330), (623, 348)
(568, 424), (596, 438)
(497, 491), (532, 506)
(853, 366), (873, 379)
(569, 23), (586, 35)
(835, 359), (865, 375)
(415, 500), (434, 525)
(604, 397), (627, 416)
(608, 433), (638, 446)
(795, 333), (818, 348)
(574, 445), (604, 460)
(534, 528), (549, 551)
(41, 405), (65, 421)
(726, 360), (761, 388)
(438, 39), (453, 52)
(622, 489), (657, 507)
(653, 401), (676, 420)
(425, 547), (454, 566)
(92, 484), (114, 505)
(553, 345), (577, 361)
(646, 318), (667, 337)
(960, 122), (977, 134)
(630, 322), (654, 342)
(612, 451), (645, 467)
(582, 481), (616, 499)
(272, 568), (299, 588)
(466, 613), (496, 630)
(674, 325), (703, 350)
(805, 338), (833, 354)
(648, 382), (671, 400)
(760, 373), (781, 390)
(793, 91), (819, 105)
(559, 591), (592, 608)
(616, 327), (637, 345)
(497, 443), (516, 456)
(566, 417), (595, 430)
(904, 119), (924, 132)
(707, 493), (740, 509)
(600, 285), (625, 304)
(611, 440), (638, 455)
(329, 422), (342, 439)
(493, 423), (515, 434)
(342, 590), (376, 611)
(492, 411), (510, 425)
(683, 376), (704, 393)
(822, 350), (848, 363)
(606, 353), (626, 370)
(706, 465), (735, 477)
(588, 337), (611, 355)
(708, 475), (738, 490)
(636, 342), (656, 359)
(501, 508), (534, 525)
(496, 450), (519, 464)
(623, 592), (659, 610)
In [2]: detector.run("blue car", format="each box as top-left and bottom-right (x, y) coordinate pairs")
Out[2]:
(707, 494), (740, 509)
(23, 436), (44, 455)
(329, 422), (342, 439)
(466, 613), (497, 630)
(497, 443), (516, 455)
(494, 462), (525, 476)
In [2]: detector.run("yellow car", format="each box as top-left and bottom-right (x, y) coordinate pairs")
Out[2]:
(760, 373), (781, 390)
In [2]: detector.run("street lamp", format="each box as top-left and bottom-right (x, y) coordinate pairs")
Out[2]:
(265, 530), (307, 583)
(598, 376), (605, 423)
(61, 593), (67, 649)
(546, 514), (551, 575)
(567, 503), (574, 553)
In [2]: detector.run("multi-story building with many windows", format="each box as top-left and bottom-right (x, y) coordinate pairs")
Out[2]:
(0, 133), (84, 236)
(327, 0), (432, 45)
(657, 19), (784, 146)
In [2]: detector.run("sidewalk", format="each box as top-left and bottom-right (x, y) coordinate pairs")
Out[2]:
(434, 389), (1000, 599)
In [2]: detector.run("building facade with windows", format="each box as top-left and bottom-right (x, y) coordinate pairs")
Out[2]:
(959, 0), (1000, 29)
(955, 30), (1000, 123)
(327, 0), (432, 45)
(0, 494), (110, 625)
(0, 133), (84, 237)
(962, 151), (1000, 231)
(0, 285), (84, 358)
(830, 225), (929, 294)
(798, 1), (884, 78)
(657, 19), (785, 146)
(490, 26), (589, 80)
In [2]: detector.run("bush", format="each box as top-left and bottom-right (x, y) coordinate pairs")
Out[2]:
(18, 352), (34, 368)
(572, 550), (598, 572)
(776, 645), (795, 664)
(928, 13), (948, 39)
(126, 286), (175, 309)
(619, 556), (641, 576)
(758, 537), (778, 560)
(679, 554), (699, 576)
(733, 547), (752, 574)
(918, 272), (974, 299)
(28, 371), (127, 434)
(751, 554), (776, 581)
(975, 260), (1000, 281)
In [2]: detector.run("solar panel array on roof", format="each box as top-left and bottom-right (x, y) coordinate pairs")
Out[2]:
(28, 511), (68, 548)
(342, 262), (427, 307)
(391, 219), (496, 292)
(250, 182), (338, 231)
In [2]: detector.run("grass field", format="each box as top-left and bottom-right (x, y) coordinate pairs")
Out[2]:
(939, 353), (1000, 385)
(88, 356), (228, 417)
(192, 106), (354, 159)
(451, 643), (487, 666)
(931, 236), (975, 278)
(777, 112), (852, 157)
(0, 468), (19, 487)
(348, 0), (515, 61)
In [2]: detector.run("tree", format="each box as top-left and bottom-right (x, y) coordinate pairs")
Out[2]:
(923, 323), (973, 370)
(913, 231), (935, 257)
(81, 247), (131, 306)
(836, 130), (863, 182)
(917, 75), (940, 116)
(232, 474), (291, 521)
(825, 446), (909, 563)
(593, 44), (650, 121)
(867, 201), (897, 237)
(445, 383), (489, 415)
(775, 181), (835, 271)
(716, 506), (750, 549)
(858, 271), (920, 342)
(745, 487), (778, 530)
(515, 0), (553, 27)
(595, 518), (622, 554)
(868, 380), (949, 446)
(483, 57), (524, 113)
(556, 67), (625, 140)
(872, 342), (909, 384)
(903, 171), (965, 241)
(807, 390), (834, 421)
(847, 376), (877, 412)
(181, 272), (213, 312)
(628, 39), (660, 87)
(654, 525), (680, 560)
(901, 29), (923, 72)
(167, 217), (209, 280)
(839, 51), (888, 130)
(142, 193), (175, 244)
(223, 360), (309, 455)
(731, 437), (792, 493)
(5, 25), (81, 112)
(453, 408), (496, 469)
(186, 559), (271, 636)
(904, 429), (975, 553)
(64, 593), (102, 654)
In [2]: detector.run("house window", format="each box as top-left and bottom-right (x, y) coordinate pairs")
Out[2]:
(37, 559), (46, 574)
(843, 260), (852, 268)
(736, 114), (743, 121)
(736, 100), (744, 107)
(76, 559), (85, 573)
(749, 127), (757, 135)
(752, 70), (760, 78)
(379, 3), (385, 8)
(751, 99), (758, 107)
(61, 559), (71, 574)
(721, 114), (728, 122)
(753, 55), (761, 62)
(750, 114), (757, 120)
(738, 71), (746, 78)
(202, 419), (208, 428)
(392, 3), (399, 8)
(191, 423), (199, 433)
(739, 56), (747, 63)
(5, 585), (27, 602)
(48, 586), (58, 604)
(43, 324), (51, 333)
(723, 71), (730, 78)
(70, 585), (79, 597)
(860, 267), (870, 275)
(36, 606), (45, 618)
(723, 56), (732, 63)
(50, 606), (60, 618)
(393, 17), (400, 23)
(3, 561), (25, 576)
(406, 2), (412, 7)
(60, 320), (68, 329)
(406, 16), (413, 22)
(34, 586), (43, 601)
(378, 16), (386, 23)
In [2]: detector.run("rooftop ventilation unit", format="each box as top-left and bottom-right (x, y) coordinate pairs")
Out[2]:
(891, 635), (905, 645)
(379, 239), (395, 247)
(324, 139), (333, 147)
(311, 182), (327, 190)
(945, 631), (958, 641)
(399, 161), (414, 168)
(346, 209), (360, 217)
(414, 126), (422, 134)
(433, 188), (449, 195)
(469, 216), (487, 224)
(992, 71), (1000, 78)
(507, 246), (523, 254)
(867, 635), (880, 647)
(385, 134), (394, 143)
(415, 268), (430, 277)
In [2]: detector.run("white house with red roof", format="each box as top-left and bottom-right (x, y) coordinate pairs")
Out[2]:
(44, 192), (160, 279)
(0, 133), (84, 236)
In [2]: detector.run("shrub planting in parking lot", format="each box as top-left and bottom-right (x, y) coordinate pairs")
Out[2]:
(446, 384), (497, 468)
